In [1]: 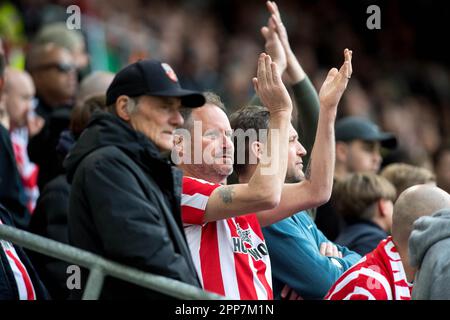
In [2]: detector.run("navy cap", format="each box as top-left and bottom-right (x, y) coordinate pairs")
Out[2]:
(106, 59), (205, 108)
(335, 116), (397, 149)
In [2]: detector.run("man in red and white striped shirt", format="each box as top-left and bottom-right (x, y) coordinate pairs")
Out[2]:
(325, 184), (450, 300)
(175, 51), (353, 299)
(177, 54), (292, 299)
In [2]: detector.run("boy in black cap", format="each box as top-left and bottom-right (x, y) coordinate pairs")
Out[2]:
(64, 59), (205, 299)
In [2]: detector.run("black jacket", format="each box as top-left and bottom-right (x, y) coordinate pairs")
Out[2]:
(64, 112), (200, 299)
(28, 174), (71, 300)
(0, 124), (31, 229)
(0, 205), (50, 300)
(28, 97), (72, 190)
(335, 219), (388, 256)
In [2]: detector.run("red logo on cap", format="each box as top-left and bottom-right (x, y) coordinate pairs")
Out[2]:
(161, 63), (178, 83)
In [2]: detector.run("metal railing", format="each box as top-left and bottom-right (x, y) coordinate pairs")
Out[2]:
(0, 224), (225, 300)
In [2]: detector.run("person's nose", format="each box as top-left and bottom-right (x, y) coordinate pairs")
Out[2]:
(297, 141), (307, 157)
(170, 110), (184, 127)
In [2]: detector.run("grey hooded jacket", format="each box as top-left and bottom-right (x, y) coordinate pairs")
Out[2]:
(409, 208), (450, 299)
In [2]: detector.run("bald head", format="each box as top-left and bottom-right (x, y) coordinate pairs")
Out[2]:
(392, 184), (450, 248)
(77, 71), (114, 104)
(3, 67), (35, 129)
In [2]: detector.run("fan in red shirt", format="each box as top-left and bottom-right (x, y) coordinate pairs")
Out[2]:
(175, 49), (353, 299)
(325, 184), (450, 300)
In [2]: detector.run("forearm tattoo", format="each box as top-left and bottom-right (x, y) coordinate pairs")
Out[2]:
(219, 186), (235, 204)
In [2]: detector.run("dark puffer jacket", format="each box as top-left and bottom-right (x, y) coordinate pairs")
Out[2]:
(64, 112), (200, 299)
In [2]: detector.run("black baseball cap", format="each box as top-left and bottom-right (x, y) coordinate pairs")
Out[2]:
(106, 59), (205, 108)
(335, 116), (397, 149)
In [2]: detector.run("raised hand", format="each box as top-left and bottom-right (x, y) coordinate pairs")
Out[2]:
(318, 48), (353, 111)
(253, 53), (292, 115)
(261, 24), (287, 75)
(265, 1), (306, 84)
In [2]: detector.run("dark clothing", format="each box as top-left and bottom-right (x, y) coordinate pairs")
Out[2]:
(0, 204), (50, 300)
(0, 124), (31, 229)
(28, 97), (72, 190)
(64, 112), (200, 299)
(28, 174), (71, 299)
(314, 184), (344, 241)
(335, 219), (388, 256)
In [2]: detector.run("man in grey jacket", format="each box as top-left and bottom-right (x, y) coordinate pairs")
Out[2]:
(409, 208), (450, 299)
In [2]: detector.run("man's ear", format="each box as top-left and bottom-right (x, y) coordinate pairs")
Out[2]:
(115, 95), (131, 121)
(335, 142), (348, 163)
(377, 198), (390, 217)
(250, 141), (264, 162)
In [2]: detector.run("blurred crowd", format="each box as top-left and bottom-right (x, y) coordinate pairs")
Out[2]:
(1, 0), (449, 169)
(0, 0), (450, 301)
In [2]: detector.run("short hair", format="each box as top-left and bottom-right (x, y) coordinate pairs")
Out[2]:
(380, 163), (436, 198)
(70, 95), (108, 138)
(229, 105), (270, 176)
(33, 22), (84, 53)
(334, 172), (396, 222)
(106, 96), (140, 116)
(180, 91), (225, 130)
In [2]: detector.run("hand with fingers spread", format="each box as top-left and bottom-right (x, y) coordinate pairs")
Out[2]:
(265, 1), (306, 84)
(318, 48), (353, 111)
(253, 53), (292, 115)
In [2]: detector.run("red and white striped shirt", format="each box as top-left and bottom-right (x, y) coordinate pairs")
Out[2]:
(325, 237), (412, 300)
(0, 219), (36, 300)
(10, 128), (39, 213)
(181, 176), (273, 300)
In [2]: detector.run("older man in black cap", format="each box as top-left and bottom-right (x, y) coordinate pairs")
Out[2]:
(315, 116), (397, 241)
(64, 59), (205, 299)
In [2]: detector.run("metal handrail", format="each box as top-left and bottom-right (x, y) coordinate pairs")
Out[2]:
(0, 224), (225, 300)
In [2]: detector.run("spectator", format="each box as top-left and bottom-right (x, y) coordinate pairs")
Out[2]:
(381, 163), (436, 198)
(26, 43), (78, 190)
(175, 49), (352, 299)
(315, 116), (397, 240)
(33, 22), (89, 77)
(234, 4), (359, 299)
(64, 59), (204, 299)
(325, 184), (450, 300)
(0, 38), (30, 230)
(334, 173), (396, 255)
(432, 143), (450, 194)
(3, 67), (43, 213)
(176, 55), (292, 299)
(0, 204), (50, 299)
(409, 208), (450, 299)
(28, 95), (108, 300)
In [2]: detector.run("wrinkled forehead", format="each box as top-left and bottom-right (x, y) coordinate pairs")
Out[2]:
(192, 104), (231, 133)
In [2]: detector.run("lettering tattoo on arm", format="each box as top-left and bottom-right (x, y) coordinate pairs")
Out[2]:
(219, 186), (235, 204)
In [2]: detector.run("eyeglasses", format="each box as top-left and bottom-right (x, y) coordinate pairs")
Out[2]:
(34, 62), (77, 73)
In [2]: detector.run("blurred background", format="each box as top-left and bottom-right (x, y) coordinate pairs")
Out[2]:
(1, 0), (449, 169)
